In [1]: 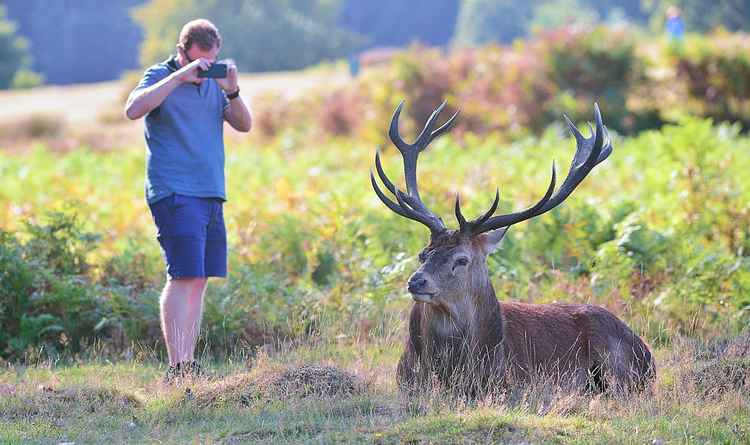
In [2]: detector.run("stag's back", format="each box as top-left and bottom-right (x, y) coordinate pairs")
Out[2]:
(500, 302), (655, 391)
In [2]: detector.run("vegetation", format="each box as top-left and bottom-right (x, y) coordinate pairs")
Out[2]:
(1, 18), (749, 444)
(0, 332), (748, 443)
(0, 5), (38, 89)
(3, 0), (139, 85)
(254, 29), (750, 143)
(133, 0), (359, 71)
(1, 116), (749, 361)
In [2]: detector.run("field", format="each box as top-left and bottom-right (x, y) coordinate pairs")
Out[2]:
(1, 335), (749, 444)
(1, 59), (749, 443)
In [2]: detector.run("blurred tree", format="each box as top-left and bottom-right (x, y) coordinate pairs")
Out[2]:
(4, 0), (144, 85)
(0, 5), (37, 89)
(587, 0), (649, 24)
(338, 0), (460, 49)
(454, 0), (653, 46)
(134, 0), (359, 71)
(453, 0), (537, 45)
(529, 0), (600, 31)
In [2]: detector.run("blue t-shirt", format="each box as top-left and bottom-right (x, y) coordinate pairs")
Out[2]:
(133, 56), (230, 204)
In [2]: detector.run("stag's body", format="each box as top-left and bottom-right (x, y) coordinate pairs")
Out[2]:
(370, 101), (655, 395)
(398, 247), (655, 393)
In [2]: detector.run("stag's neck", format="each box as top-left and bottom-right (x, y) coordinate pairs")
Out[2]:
(427, 274), (504, 348)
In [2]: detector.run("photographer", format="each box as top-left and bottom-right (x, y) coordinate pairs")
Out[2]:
(125, 19), (251, 383)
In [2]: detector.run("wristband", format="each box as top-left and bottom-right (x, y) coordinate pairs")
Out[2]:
(227, 88), (240, 100)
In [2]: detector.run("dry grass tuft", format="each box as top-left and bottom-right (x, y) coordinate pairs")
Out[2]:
(660, 332), (750, 399)
(267, 364), (363, 399)
(191, 363), (366, 408)
(191, 372), (259, 408)
(3, 384), (141, 420)
(691, 358), (750, 397)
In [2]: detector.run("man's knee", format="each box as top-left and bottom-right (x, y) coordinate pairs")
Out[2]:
(168, 276), (208, 291)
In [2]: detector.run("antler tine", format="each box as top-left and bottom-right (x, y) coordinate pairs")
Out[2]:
(388, 101), (458, 203)
(370, 169), (443, 231)
(456, 189), (500, 234)
(454, 194), (468, 228)
(373, 101), (451, 234)
(388, 101), (411, 153)
(374, 150), (398, 195)
(471, 104), (612, 235)
(468, 164), (557, 232)
(533, 102), (611, 214)
(372, 101), (454, 234)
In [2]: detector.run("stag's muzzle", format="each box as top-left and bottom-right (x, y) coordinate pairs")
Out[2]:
(407, 272), (435, 303)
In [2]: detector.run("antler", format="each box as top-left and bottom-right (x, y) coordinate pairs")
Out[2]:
(370, 100), (459, 235)
(456, 103), (612, 234)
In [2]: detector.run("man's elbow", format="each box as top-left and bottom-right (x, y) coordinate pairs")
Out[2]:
(235, 117), (252, 133)
(124, 103), (141, 120)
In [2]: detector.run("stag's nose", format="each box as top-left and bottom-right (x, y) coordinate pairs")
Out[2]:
(408, 273), (428, 293)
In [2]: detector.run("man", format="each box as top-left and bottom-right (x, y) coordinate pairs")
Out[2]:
(125, 19), (251, 383)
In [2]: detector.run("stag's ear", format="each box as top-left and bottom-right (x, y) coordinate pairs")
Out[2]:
(481, 227), (509, 254)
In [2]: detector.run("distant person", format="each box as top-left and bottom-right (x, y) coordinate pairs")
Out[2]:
(124, 19), (252, 383)
(348, 54), (360, 77)
(665, 6), (685, 44)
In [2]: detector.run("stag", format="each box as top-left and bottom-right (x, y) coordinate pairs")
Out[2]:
(371, 101), (655, 396)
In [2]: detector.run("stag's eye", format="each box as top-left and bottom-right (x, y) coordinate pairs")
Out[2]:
(453, 257), (469, 269)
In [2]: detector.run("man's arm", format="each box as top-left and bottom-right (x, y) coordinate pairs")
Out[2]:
(124, 58), (212, 120)
(224, 95), (252, 133)
(217, 61), (252, 133)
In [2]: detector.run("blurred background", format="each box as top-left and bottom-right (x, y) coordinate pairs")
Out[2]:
(1, 0), (749, 361)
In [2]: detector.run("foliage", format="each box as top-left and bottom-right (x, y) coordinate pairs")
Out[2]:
(0, 5), (32, 89)
(267, 26), (659, 143)
(668, 32), (750, 129)
(453, 0), (537, 46)
(10, 68), (43, 89)
(528, 0), (600, 31)
(539, 26), (656, 133)
(133, 0), (359, 72)
(2, 117), (750, 360)
(3, 0), (141, 85)
(0, 212), (104, 359)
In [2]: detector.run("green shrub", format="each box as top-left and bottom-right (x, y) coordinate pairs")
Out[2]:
(541, 26), (660, 133)
(671, 32), (750, 129)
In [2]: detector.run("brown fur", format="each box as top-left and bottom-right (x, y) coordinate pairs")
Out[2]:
(397, 231), (655, 396)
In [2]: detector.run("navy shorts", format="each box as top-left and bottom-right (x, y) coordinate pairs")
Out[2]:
(148, 193), (227, 279)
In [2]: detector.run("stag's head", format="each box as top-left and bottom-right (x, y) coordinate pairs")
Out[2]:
(371, 101), (612, 313)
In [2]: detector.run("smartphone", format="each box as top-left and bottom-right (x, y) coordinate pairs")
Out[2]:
(198, 63), (228, 79)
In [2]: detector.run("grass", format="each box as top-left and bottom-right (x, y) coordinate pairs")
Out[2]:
(1, 332), (748, 444)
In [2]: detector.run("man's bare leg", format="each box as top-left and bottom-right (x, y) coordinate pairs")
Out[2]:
(184, 279), (208, 362)
(160, 277), (208, 366)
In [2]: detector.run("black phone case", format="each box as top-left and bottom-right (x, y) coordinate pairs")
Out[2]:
(198, 63), (228, 78)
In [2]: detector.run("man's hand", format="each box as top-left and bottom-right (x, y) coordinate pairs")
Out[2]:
(216, 60), (239, 93)
(174, 57), (212, 84)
